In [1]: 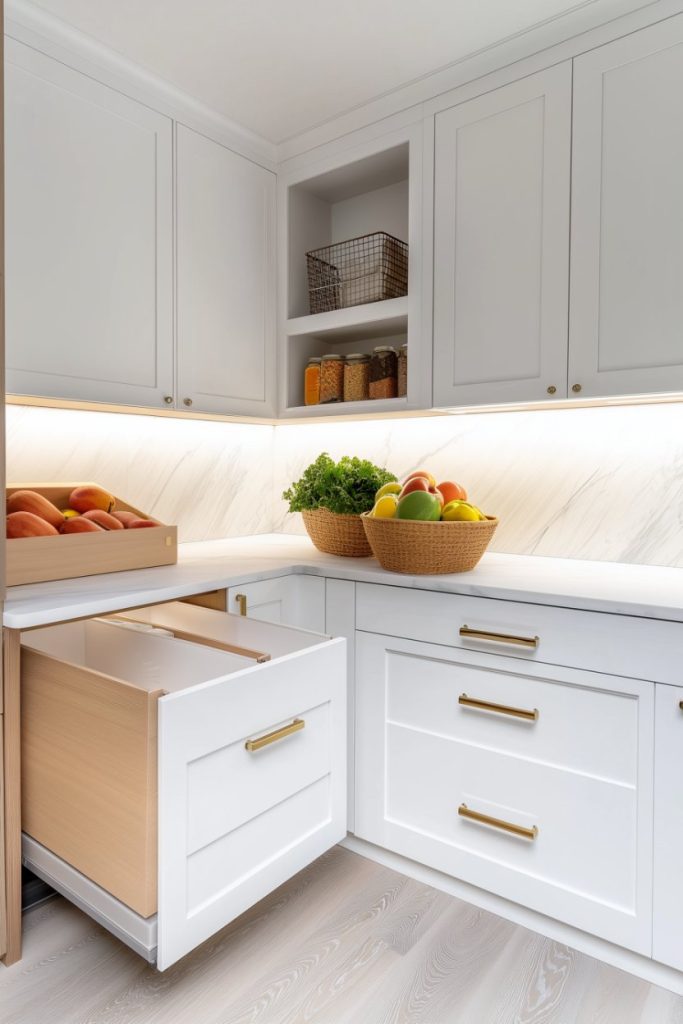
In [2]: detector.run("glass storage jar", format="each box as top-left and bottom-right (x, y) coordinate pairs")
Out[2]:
(398, 344), (408, 397)
(369, 346), (398, 400)
(304, 356), (321, 406)
(343, 353), (370, 402)
(320, 354), (345, 403)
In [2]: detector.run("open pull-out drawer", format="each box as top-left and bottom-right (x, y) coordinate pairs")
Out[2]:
(21, 602), (347, 969)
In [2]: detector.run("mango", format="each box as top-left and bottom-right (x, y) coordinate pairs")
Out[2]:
(7, 511), (59, 538)
(111, 510), (139, 528)
(60, 518), (105, 534)
(7, 489), (64, 529)
(69, 485), (115, 514)
(82, 509), (124, 530)
(127, 518), (160, 529)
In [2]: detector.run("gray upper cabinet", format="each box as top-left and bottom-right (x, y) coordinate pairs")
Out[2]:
(569, 16), (683, 399)
(432, 63), (572, 408)
(5, 39), (174, 409)
(176, 125), (277, 417)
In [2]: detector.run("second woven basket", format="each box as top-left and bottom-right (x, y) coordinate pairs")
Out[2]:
(361, 513), (498, 574)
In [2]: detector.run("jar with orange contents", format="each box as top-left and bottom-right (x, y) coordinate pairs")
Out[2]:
(304, 357), (321, 406)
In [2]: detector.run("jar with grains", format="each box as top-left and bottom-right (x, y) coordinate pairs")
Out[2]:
(320, 354), (345, 403)
(398, 343), (408, 398)
(343, 353), (370, 403)
(369, 346), (398, 400)
(304, 356), (321, 406)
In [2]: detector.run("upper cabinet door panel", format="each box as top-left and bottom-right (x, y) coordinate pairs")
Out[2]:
(176, 126), (276, 417)
(5, 39), (174, 408)
(570, 17), (683, 398)
(433, 63), (571, 407)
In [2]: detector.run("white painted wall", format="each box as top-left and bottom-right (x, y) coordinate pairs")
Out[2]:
(7, 402), (683, 568)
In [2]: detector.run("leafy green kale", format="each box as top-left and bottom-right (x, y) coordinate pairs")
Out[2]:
(282, 452), (396, 516)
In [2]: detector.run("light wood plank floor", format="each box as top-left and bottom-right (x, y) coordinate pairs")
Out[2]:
(1, 847), (683, 1024)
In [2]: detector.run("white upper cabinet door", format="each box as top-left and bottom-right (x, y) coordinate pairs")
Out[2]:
(176, 125), (276, 416)
(433, 63), (571, 407)
(570, 17), (683, 398)
(5, 40), (174, 408)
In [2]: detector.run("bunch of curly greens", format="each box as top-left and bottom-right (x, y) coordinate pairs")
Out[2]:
(282, 453), (396, 516)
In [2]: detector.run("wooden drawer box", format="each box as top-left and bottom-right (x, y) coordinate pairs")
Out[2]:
(355, 582), (683, 683)
(355, 630), (654, 954)
(21, 602), (347, 969)
(7, 483), (177, 587)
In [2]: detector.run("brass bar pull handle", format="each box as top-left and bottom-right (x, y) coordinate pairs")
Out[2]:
(459, 693), (538, 722)
(459, 625), (539, 649)
(679, 701), (683, 711)
(245, 718), (305, 752)
(235, 593), (248, 617)
(458, 803), (538, 841)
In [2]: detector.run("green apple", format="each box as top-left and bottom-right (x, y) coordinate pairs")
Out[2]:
(396, 490), (442, 521)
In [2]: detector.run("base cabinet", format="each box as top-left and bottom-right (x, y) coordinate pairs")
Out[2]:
(21, 602), (346, 969)
(653, 684), (683, 971)
(354, 628), (654, 954)
(226, 575), (326, 633)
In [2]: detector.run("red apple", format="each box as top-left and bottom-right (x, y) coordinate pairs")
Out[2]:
(399, 477), (431, 499)
(437, 480), (468, 504)
(404, 470), (436, 488)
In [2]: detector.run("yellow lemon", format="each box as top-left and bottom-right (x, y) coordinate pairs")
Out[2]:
(61, 508), (80, 519)
(441, 500), (485, 522)
(375, 481), (402, 501)
(371, 494), (399, 518)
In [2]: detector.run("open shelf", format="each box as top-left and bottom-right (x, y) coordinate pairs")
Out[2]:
(285, 296), (408, 343)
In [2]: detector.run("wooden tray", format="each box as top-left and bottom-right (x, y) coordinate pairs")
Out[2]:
(6, 483), (178, 587)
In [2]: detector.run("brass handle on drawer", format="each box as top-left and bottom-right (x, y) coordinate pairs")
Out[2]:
(459, 625), (539, 649)
(458, 803), (538, 841)
(679, 701), (683, 711)
(459, 693), (538, 722)
(245, 718), (305, 752)
(235, 593), (248, 616)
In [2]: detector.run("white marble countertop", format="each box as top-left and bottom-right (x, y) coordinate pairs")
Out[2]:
(4, 532), (683, 629)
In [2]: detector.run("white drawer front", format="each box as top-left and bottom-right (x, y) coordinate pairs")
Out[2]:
(355, 631), (654, 954)
(386, 644), (637, 783)
(158, 638), (346, 970)
(226, 575), (326, 633)
(356, 582), (682, 683)
(653, 684), (683, 971)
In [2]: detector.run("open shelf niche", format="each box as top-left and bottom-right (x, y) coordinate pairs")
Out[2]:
(282, 138), (421, 416)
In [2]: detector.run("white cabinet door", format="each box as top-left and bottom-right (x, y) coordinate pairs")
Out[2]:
(433, 63), (571, 407)
(653, 684), (683, 971)
(355, 630), (654, 954)
(5, 39), (174, 408)
(227, 575), (326, 633)
(570, 17), (683, 398)
(176, 125), (276, 416)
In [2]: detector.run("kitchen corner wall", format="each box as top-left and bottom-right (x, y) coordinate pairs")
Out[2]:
(7, 401), (683, 568)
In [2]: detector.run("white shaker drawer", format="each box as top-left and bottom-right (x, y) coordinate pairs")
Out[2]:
(21, 602), (347, 970)
(383, 638), (638, 784)
(355, 631), (654, 954)
(356, 582), (682, 682)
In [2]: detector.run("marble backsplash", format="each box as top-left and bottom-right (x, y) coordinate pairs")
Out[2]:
(6, 404), (274, 542)
(6, 401), (683, 567)
(274, 403), (683, 569)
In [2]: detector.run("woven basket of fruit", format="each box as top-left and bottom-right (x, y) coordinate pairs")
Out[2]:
(362, 471), (497, 574)
(283, 453), (397, 559)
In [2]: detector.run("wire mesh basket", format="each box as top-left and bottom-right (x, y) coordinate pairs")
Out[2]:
(306, 232), (408, 314)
